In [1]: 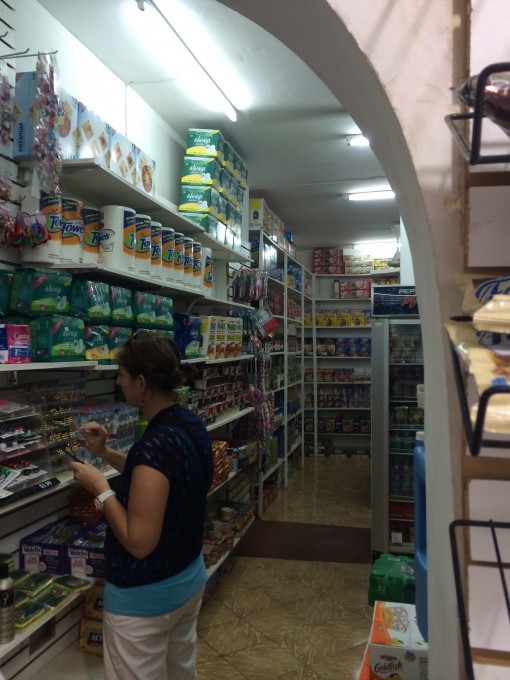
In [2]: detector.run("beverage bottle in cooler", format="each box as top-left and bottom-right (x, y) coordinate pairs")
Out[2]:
(0, 563), (15, 643)
(390, 461), (401, 495)
(401, 462), (413, 495)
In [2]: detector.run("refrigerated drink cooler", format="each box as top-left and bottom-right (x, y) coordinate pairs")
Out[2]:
(371, 318), (425, 557)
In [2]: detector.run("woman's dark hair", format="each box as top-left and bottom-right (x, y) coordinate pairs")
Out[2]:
(116, 332), (196, 394)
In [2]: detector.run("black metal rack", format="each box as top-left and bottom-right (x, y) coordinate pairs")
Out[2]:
(450, 519), (510, 680)
(445, 61), (510, 165)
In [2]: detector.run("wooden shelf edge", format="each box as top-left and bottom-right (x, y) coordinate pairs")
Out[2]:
(463, 455), (510, 481)
(471, 647), (510, 666)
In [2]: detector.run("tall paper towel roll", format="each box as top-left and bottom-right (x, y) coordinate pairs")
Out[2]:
(192, 241), (202, 291)
(161, 227), (175, 284)
(202, 246), (213, 297)
(99, 205), (136, 273)
(183, 236), (193, 287)
(81, 207), (101, 265)
(135, 214), (151, 278)
(150, 221), (162, 281)
(61, 197), (84, 264)
(174, 232), (185, 284)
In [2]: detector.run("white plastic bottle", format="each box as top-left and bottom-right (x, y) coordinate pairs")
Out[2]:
(0, 563), (15, 643)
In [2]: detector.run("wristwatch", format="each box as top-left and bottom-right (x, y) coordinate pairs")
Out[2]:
(94, 489), (116, 510)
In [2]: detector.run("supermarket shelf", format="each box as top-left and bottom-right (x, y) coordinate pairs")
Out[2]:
(313, 326), (372, 331)
(389, 516), (415, 522)
(208, 470), (240, 497)
(287, 378), (302, 389)
(315, 407), (371, 411)
(313, 381), (372, 386)
(206, 518), (254, 580)
(193, 296), (252, 310)
(314, 356), (371, 360)
(267, 276), (284, 287)
(390, 543), (415, 554)
(315, 298), (371, 303)
(57, 159), (251, 263)
(262, 457), (285, 482)
(0, 588), (88, 661)
(286, 410), (302, 424)
(0, 361), (98, 372)
(315, 432), (371, 437)
(206, 407), (255, 432)
(287, 438), (303, 456)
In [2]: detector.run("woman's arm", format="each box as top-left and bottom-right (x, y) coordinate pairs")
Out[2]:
(79, 422), (127, 472)
(70, 461), (169, 559)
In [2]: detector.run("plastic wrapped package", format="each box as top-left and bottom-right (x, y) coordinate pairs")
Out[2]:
(455, 69), (510, 137)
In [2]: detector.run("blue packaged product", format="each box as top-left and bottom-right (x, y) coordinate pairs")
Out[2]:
(173, 313), (201, 359)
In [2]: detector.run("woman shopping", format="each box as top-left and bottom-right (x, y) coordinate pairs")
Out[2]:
(69, 332), (213, 680)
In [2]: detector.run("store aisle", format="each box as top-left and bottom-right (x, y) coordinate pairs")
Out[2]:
(196, 455), (372, 679)
(34, 456), (372, 680)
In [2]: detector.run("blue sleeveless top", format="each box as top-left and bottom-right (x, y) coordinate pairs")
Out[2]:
(104, 404), (213, 588)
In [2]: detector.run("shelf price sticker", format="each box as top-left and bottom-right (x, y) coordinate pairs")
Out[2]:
(391, 530), (404, 546)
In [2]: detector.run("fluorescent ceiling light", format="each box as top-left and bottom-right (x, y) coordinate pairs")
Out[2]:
(344, 190), (395, 201)
(135, 0), (239, 122)
(345, 135), (370, 147)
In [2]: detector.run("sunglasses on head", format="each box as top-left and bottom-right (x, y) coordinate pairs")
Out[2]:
(127, 331), (148, 368)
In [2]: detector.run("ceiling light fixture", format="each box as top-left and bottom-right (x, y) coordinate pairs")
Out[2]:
(344, 190), (395, 201)
(135, 0), (238, 122)
(345, 134), (370, 147)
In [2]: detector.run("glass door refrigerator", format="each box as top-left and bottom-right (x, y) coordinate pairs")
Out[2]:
(371, 285), (425, 557)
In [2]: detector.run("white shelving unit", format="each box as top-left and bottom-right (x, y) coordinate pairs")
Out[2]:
(248, 229), (309, 516)
(304, 271), (398, 457)
(0, 170), (256, 677)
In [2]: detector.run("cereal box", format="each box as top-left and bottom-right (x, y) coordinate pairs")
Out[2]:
(350, 310), (366, 327)
(369, 601), (428, 680)
(109, 129), (136, 184)
(75, 104), (111, 168)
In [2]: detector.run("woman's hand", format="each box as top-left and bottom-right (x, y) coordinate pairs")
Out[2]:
(69, 460), (110, 497)
(79, 421), (108, 457)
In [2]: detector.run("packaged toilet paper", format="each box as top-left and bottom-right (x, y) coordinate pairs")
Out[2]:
(30, 316), (85, 362)
(10, 268), (72, 316)
(71, 280), (111, 322)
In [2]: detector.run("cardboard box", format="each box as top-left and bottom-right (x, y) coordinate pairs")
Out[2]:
(56, 86), (79, 160)
(84, 583), (104, 621)
(79, 617), (103, 656)
(186, 128), (225, 164)
(249, 198), (272, 231)
(109, 129), (136, 183)
(369, 601), (428, 680)
(75, 104), (111, 168)
(135, 146), (156, 196)
(20, 517), (84, 575)
(67, 519), (107, 580)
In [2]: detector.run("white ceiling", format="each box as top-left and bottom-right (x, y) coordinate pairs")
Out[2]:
(37, 0), (400, 251)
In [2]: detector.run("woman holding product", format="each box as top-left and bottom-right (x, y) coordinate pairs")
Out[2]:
(69, 332), (213, 680)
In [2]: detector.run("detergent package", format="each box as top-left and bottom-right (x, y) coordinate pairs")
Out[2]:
(10, 268), (72, 316)
(71, 280), (111, 322)
(30, 316), (85, 362)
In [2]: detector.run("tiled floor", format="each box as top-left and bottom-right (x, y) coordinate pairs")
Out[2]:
(34, 455), (372, 680)
(196, 455), (372, 680)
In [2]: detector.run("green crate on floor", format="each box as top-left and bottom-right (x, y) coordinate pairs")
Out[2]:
(368, 553), (415, 606)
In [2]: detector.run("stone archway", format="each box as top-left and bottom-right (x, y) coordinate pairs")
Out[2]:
(218, 2), (465, 678)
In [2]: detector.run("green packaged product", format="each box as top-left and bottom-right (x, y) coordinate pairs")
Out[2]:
(84, 325), (110, 363)
(154, 296), (173, 329)
(110, 286), (134, 325)
(132, 291), (159, 327)
(14, 601), (47, 629)
(30, 315), (85, 362)
(368, 553), (415, 606)
(108, 326), (132, 363)
(179, 184), (220, 218)
(33, 583), (73, 610)
(179, 212), (218, 237)
(0, 270), (13, 317)
(71, 280), (111, 322)
(10, 268), (72, 316)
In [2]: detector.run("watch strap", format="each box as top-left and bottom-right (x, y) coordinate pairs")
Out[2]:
(95, 489), (116, 508)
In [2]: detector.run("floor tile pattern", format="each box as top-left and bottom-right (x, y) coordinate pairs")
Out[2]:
(196, 455), (372, 679)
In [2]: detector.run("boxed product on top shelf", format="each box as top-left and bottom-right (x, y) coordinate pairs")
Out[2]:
(315, 309), (371, 327)
(312, 248), (343, 274)
(249, 198), (298, 259)
(343, 254), (373, 275)
(335, 278), (372, 299)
